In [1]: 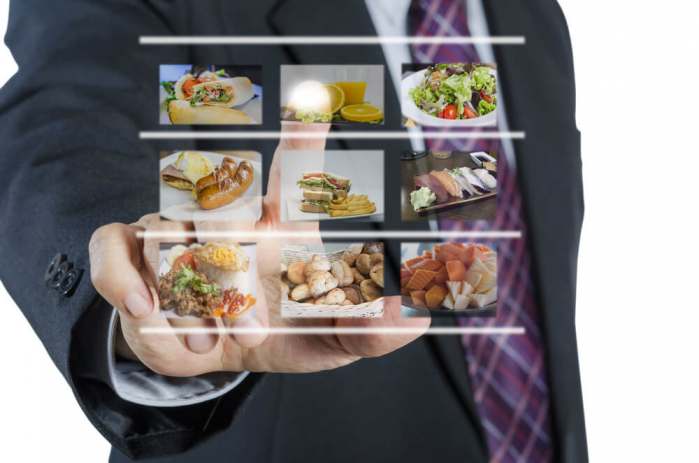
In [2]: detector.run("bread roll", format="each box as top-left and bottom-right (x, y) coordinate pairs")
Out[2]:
(308, 271), (338, 297)
(352, 268), (365, 284)
(341, 286), (362, 305)
(360, 279), (382, 301)
(324, 288), (346, 305)
(356, 254), (372, 275)
(370, 263), (384, 288)
(331, 261), (354, 287)
(287, 261), (307, 285)
(304, 255), (331, 276)
(291, 283), (311, 302)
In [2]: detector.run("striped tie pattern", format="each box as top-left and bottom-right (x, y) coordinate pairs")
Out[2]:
(409, 1), (554, 461)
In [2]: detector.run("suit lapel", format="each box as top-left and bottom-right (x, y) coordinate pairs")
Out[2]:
(427, 320), (489, 456)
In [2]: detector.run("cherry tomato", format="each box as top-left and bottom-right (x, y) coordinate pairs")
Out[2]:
(439, 104), (458, 119)
(181, 78), (198, 98)
(172, 251), (196, 271)
(463, 106), (477, 119)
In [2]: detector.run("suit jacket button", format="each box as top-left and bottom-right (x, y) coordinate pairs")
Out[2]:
(44, 254), (66, 284)
(48, 260), (72, 290)
(59, 268), (83, 297)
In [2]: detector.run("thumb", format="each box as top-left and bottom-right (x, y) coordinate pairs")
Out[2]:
(89, 223), (153, 318)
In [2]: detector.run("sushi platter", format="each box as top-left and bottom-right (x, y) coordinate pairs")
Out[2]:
(401, 151), (498, 221)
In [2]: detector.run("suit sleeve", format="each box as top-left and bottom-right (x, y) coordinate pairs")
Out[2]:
(0, 0), (263, 459)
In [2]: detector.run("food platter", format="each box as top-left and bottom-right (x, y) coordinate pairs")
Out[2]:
(281, 165), (385, 223)
(281, 244), (385, 318)
(158, 242), (258, 320)
(401, 67), (497, 128)
(279, 66), (385, 125)
(159, 151), (262, 222)
(400, 242), (498, 317)
(401, 151), (497, 222)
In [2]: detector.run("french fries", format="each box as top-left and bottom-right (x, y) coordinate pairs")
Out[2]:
(327, 194), (376, 217)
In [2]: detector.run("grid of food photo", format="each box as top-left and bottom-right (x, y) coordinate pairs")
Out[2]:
(160, 64), (263, 125)
(280, 65), (384, 125)
(400, 242), (497, 317)
(401, 63), (497, 128)
(401, 149), (497, 222)
(281, 242), (385, 318)
(153, 61), (505, 321)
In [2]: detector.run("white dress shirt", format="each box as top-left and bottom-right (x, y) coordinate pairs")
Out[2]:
(108, 0), (515, 407)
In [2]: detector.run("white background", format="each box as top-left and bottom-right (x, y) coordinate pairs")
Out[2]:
(1, 1), (697, 461)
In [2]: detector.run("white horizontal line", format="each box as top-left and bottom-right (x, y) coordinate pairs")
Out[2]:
(140, 36), (525, 46)
(140, 131), (525, 140)
(138, 230), (521, 240)
(139, 326), (525, 336)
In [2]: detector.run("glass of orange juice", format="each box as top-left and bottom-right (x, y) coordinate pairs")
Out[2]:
(333, 81), (367, 105)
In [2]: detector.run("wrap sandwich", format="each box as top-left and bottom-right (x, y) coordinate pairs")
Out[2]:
(168, 100), (254, 125)
(175, 75), (254, 108)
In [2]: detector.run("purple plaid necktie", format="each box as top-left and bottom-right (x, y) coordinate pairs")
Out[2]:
(409, 1), (554, 461)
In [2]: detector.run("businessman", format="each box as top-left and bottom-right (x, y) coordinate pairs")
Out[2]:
(0, 0), (585, 462)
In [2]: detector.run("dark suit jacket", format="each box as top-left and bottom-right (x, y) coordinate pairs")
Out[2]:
(0, 0), (585, 461)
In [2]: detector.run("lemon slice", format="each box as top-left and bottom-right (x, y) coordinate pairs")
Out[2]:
(340, 104), (383, 122)
(324, 84), (345, 114)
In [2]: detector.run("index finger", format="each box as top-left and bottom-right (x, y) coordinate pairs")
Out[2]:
(267, 122), (331, 203)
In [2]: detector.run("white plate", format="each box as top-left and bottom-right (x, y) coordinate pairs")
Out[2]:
(159, 84), (263, 125)
(158, 243), (258, 320)
(279, 150), (385, 223)
(159, 151), (262, 222)
(400, 69), (497, 128)
(284, 197), (384, 222)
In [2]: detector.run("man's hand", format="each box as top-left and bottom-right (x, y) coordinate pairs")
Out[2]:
(89, 122), (429, 377)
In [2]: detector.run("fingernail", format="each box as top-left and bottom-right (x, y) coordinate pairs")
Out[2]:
(186, 334), (217, 354)
(124, 292), (152, 318)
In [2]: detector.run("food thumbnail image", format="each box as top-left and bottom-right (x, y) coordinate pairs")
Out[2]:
(160, 150), (262, 222)
(401, 63), (497, 128)
(401, 242), (497, 317)
(281, 242), (385, 318)
(160, 64), (262, 125)
(280, 150), (384, 222)
(401, 150), (497, 222)
(280, 65), (384, 124)
(158, 242), (257, 319)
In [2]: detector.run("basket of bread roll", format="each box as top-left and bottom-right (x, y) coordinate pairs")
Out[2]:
(280, 242), (384, 318)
